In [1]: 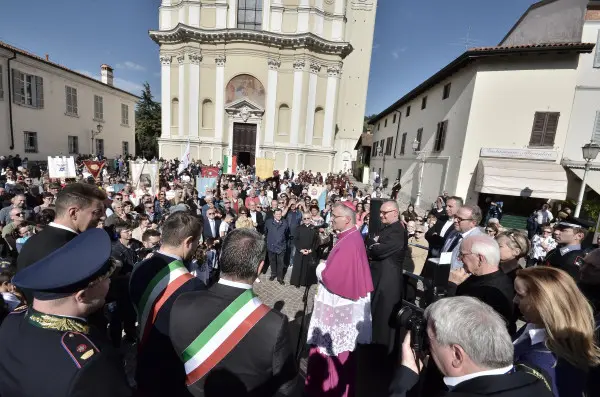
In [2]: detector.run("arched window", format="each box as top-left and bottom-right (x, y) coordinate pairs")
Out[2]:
(237, 0), (263, 30)
(202, 99), (214, 128)
(313, 107), (324, 145)
(171, 98), (179, 126)
(277, 104), (290, 135)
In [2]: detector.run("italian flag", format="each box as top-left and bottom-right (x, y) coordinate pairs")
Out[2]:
(222, 155), (237, 175)
(182, 289), (269, 385)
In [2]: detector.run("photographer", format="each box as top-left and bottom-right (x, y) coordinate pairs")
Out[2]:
(391, 296), (553, 397)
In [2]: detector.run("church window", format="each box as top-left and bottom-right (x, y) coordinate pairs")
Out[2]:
(313, 107), (324, 145)
(237, 0), (263, 30)
(171, 98), (179, 126)
(277, 104), (290, 135)
(202, 99), (214, 129)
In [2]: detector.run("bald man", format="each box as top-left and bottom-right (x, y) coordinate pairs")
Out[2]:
(367, 199), (408, 353)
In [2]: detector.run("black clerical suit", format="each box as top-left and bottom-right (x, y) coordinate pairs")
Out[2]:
(389, 365), (553, 397)
(367, 220), (408, 352)
(169, 281), (300, 397)
(289, 224), (319, 287)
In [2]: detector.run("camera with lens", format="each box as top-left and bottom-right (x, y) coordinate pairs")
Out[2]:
(394, 301), (428, 353)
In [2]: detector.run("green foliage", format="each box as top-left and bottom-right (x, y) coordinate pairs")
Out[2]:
(135, 82), (161, 159)
(364, 114), (377, 133)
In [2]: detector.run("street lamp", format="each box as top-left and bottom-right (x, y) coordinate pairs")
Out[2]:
(574, 141), (600, 217)
(412, 138), (426, 207)
(91, 124), (103, 156)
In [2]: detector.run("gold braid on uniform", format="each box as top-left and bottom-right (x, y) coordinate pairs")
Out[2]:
(28, 311), (90, 334)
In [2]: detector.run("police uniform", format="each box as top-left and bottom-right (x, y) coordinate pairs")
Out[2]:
(544, 219), (591, 280)
(0, 229), (132, 397)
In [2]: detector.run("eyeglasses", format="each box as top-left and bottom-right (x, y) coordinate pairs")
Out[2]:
(380, 209), (397, 215)
(455, 217), (473, 223)
(303, 217), (312, 220)
(14, 213), (25, 217)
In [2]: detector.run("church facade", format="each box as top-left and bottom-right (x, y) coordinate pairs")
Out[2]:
(151, 0), (377, 173)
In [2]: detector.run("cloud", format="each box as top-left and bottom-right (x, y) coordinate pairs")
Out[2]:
(116, 61), (146, 72)
(391, 47), (407, 60)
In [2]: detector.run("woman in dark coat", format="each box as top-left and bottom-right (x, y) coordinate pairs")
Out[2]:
(290, 213), (320, 287)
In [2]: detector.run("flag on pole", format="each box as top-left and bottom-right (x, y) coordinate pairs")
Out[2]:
(222, 155), (237, 174)
(178, 141), (191, 174)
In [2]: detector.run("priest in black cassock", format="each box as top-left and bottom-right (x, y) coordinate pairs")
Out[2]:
(289, 213), (319, 288)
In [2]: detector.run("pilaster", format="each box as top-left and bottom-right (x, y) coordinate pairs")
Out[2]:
(214, 55), (227, 142)
(177, 54), (187, 137)
(323, 65), (341, 148)
(188, 52), (202, 138)
(264, 58), (281, 143)
(304, 62), (320, 146)
(290, 59), (306, 146)
(160, 55), (172, 138)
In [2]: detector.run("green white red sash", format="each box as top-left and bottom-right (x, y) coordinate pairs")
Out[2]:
(137, 260), (194, 344)
(182, 289), (270, 385)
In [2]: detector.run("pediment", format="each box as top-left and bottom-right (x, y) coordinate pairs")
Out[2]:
(225, 98), (264, 112)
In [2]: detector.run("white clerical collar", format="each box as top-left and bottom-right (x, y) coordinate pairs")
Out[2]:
(444, 365), (513, 387)
(513, 323), (547, 346)
(49, 222), (78, 235)
(157, 251), (182, 261)
(218, 278), (253, 290)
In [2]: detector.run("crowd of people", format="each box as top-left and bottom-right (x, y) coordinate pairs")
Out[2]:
(0, 155), (599, 397)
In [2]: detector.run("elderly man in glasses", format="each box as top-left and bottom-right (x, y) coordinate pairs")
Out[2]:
(2, 208), (27, 239)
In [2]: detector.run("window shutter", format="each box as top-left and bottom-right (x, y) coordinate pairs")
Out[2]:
(12, 70), (23, 104)
(595, 31), (600, 68)
(35, 76), (44, 108)
(543, 113), (559, 146)
(593, 111), (600, 144)
(529, 112), (546, 146)
(416, 128), (423, 151)
(440, 121), (448, 151)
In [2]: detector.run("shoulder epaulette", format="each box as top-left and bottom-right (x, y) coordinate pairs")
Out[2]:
(60, 332), (100, 369)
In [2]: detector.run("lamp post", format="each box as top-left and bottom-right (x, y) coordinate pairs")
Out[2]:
(574, 141), (600, 217)
(412, 138), (426, 207)
(91, 124), (103, 156)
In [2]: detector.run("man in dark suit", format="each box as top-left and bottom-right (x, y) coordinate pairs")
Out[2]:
(129, 212), (205, 397)
(426, 196), (462, 258)
(169, 228), (300, 397)
(366, 199), (408, 353)
(17, 183), (107, 272)
(390, 296), (552, 397)
(203, 208), (222, 240)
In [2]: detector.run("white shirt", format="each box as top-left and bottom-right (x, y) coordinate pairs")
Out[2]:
(218, 278), (252, 290)
(157, 251), (182, 261)
(209, 219), (216, 236)
(219, 221), (229, 236)
(513, 323), (547, 346)
(250, 211), (257, 223)
(444, 365), (514, 388)
(48, 222), (78, 235)
(440, 218), (454, 238)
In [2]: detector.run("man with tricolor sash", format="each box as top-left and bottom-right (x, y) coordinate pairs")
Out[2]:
(129, 212), (205, 397)
(169, 228), (300, 396)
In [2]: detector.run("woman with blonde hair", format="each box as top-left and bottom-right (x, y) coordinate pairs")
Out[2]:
(513, 266), (600, 397)
(496, 229), (530, 281)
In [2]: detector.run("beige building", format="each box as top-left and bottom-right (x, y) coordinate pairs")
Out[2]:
(0, 41), (138, 161)
(151, 0), (377, 173)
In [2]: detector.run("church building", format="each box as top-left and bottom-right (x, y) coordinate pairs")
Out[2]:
(151, 0), (378, 173)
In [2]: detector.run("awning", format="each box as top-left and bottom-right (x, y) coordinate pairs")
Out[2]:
(475, 159), (567, 200)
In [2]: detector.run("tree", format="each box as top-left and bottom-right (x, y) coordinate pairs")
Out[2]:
(364, 114), (377, 133)
(135, 82), (161, 159)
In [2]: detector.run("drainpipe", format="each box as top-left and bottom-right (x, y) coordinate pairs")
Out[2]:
(7, 52), (17, 150)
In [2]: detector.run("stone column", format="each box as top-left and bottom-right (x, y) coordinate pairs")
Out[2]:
(177, 54), (187, 137)
(332, 0), (345, 40)
(323, 65), (341, 148)
(304, 62), (320, 145)
(264, 58), (280, 144)
(188, 52), (202, 138)
(214, 55), (226, 142)
(160, 55), (172, 138)
(290, 59), (305, 146)
(227, 0), (236, 28)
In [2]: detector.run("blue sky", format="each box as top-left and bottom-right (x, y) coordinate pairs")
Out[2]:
(0, 0), (535, 115)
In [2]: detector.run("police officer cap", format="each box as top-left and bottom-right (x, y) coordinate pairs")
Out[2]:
(555, 217), (594, 230)
(13, 229), (114, 300)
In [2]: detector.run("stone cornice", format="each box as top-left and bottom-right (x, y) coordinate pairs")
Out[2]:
(149, 24), (353, 59)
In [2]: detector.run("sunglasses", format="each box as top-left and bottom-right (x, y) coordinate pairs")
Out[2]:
(15, 213), (25, 217)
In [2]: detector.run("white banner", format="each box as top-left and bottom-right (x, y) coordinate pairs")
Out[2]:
(307, 185), (325, 200)
(47, 156), (76, 179)
(130, 161), (160, 197)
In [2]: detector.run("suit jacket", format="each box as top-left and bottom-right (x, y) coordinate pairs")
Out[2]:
(367, 221), (408, 350)
(448, 227), (484, 270)
(203, 218), (222, 240)
(169, 282), (300, 397)
(248, 211), (265, 234)
(129, 253), (206, 397)
(17, 225), (77, 272)
(389, 365), (553, 397)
